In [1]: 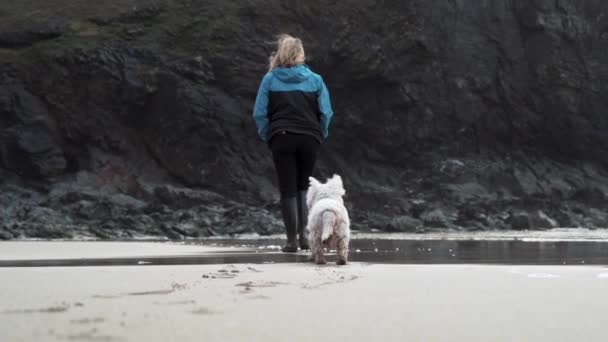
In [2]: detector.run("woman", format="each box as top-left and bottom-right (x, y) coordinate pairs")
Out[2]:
(252, 34), (334, 252)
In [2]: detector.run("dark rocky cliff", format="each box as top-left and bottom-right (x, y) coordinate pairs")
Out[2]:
(1, 0), (608, 239)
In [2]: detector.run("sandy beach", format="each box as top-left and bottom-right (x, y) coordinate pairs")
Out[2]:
(1, 241), (608, 342)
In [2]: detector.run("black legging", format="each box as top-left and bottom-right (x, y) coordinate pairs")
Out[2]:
(270, 132), (320, 198)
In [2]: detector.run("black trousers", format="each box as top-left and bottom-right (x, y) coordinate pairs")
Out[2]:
(269, 132), (320, 198)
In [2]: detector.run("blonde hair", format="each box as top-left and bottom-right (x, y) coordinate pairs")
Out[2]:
(268, 34), (305, 71)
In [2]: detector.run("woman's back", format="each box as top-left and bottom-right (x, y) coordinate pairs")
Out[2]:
(263, 64), (327, 143)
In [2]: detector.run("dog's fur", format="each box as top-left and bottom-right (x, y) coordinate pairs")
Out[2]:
(306, 175), (350, 265)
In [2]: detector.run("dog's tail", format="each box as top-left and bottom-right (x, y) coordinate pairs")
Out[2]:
(321, 210), (336, 242)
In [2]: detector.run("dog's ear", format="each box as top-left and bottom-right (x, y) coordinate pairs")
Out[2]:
(330, 174), (343, 188)
(309, 176), (320, 188)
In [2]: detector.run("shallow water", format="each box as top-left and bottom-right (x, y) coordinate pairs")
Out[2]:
(2, 238), (608, 267)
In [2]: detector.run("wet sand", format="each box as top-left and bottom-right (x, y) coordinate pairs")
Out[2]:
(0, 241), (240, 260)
(1, 241), (608, 341)
(4, 235), (608, 266)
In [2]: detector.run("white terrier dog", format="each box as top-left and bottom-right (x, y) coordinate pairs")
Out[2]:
(306, 175), (350, 265)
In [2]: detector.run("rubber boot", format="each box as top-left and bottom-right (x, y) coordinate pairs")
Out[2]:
(280, 196), (298, 253)
(297, 190), (310, 250)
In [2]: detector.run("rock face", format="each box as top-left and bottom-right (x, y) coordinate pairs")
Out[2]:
(1, 0), (608, 239)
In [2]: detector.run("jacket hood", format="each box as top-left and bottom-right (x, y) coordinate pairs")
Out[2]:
(271, 64), (313, 83)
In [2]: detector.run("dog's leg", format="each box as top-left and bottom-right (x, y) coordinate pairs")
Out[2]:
(312, 236), (326, 265)
(309, 228), (325, 264)
(315, 251), (326, 265)
(336, 237), (349, 265)
(314, 247), (326, 265)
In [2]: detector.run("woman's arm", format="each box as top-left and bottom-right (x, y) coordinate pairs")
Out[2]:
(317, 76), (334, 139)
(252, 74), (273, 142)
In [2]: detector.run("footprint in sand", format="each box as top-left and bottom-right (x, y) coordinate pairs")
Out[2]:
(92, 294), (122, 299)
(235, 281), (289, 294)
(203, 268), (239, 279)
(239, 286), (253, 294)
(59, 329), (124, 342)
(70, 317), (106, 325)
(126, 289), (175, 296)
(154, 300), (196, 306)
(191, 307), (221, 315)
(94, 282), (189, 298)
(203, 265), (263, 279)
(302, 275), (360, 290)
(247, 294), (271, 300)
(235, 281), (289, 288)
(2, 305), (70, 314)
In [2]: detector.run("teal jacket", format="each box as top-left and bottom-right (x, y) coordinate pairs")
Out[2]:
(252, 64), (333, 143)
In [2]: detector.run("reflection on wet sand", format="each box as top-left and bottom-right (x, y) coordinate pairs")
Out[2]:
(2, 239), (608, 267)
